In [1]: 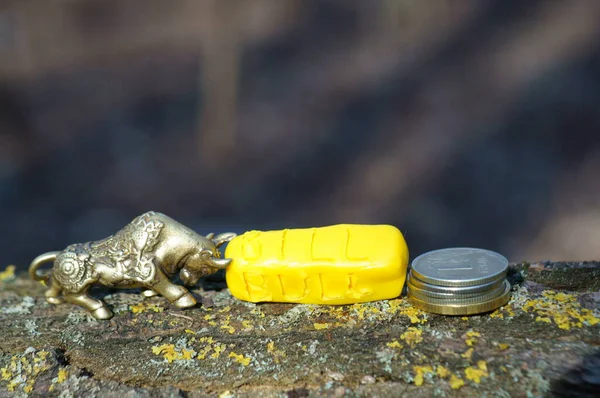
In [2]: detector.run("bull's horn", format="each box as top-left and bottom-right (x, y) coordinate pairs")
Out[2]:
(206, 232), (215, 240)
(213, 232), (237, 247)
(207, 257), (232, 269)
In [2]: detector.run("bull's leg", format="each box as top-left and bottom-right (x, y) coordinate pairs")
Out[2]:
(63, 293), (113, 320)
(45, 276), (64, 304)
(149, 270), (197, 308)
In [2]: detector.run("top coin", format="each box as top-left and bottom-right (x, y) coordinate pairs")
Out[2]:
(410, 248), (508, 287)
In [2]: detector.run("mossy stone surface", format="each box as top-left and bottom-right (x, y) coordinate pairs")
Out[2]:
(0, 262), (598, 397)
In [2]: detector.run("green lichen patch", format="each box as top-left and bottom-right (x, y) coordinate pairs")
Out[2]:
(0, 296), (35, 315)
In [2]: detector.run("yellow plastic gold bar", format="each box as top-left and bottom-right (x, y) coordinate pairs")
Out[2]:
(224, 224), (409, 304)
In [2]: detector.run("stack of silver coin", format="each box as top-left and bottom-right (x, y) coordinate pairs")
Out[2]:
(407, 248), (511, 315)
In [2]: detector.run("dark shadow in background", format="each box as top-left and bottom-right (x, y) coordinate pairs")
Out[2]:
(1, 0), (599, 269)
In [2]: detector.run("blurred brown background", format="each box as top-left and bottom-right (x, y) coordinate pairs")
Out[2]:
(1, 0), (599, 269)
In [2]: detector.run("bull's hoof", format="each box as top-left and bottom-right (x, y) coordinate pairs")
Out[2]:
(46, 297), (63, 305)
(173, 293), (197, 308)
(141, 289), (159, 298)
(91, 306), (113, 320)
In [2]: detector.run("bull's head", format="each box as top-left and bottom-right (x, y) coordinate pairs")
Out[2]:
(179, 232), (237, 287)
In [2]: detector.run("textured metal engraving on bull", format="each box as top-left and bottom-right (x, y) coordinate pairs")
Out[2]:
(29, 212), (236, 319)
(225, 224), (409, 305)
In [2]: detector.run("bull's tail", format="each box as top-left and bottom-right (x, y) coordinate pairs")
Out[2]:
(29, 251), (60, 282)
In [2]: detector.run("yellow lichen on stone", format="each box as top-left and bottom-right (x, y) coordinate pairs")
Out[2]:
(36, 351), (49, 362)
(436, 365), (451, 378)
(210, 343), (227, 359)
(489, 304), (515, 319)
(380, 299), (428, 324)
(465, 331), (481, 346)
(450, 374), (465, 389)
(197, 346), (212, 360)
(400, 327), (423, 347)
(266, 341), (286, 363)
(151, 344), (195, 363)
(228, 352), (251, 366)
(413, 365), (434, 386)
(489, 310), (504, 319)
(250, 306), (265, 318)
(241, 320), (254, 331)
(195, 339), (218, 360)
(0, 265), (15, 282)
(522, 290), (599, 330)
(131, 302), (164, 314)
(179, 349), (196, 361)
(1, 367), (10, 381)
(398, 305), (428, 324)
(204, 313), (218, 327)
(352, 303), (380, 320)
(461, 348), (474, 360)
(465, 361), (489, 384)
(313, 322), (330, 330)
(220, 316), (236, 334)
(57, 368), (68, 383)
(386, 340), (402, 349)
(306, 298), (428, 327)
(323, 306), (346, 321)
(477, 360), (487, 371)
(7, 379), (19, 392)
(386, 299), (401, 310)
(0, 349), (53, 394)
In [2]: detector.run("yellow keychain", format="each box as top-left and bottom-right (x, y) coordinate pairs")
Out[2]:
(225, 224), (409, 304)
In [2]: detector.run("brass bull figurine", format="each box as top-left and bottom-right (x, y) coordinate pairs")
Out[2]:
(29, 211), (236, 320)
